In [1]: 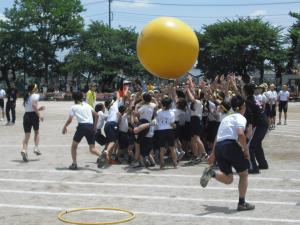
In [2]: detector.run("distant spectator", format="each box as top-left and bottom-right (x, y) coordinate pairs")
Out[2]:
(0, 87), (6, 121)
(6, 83), (18, 125)
(277, 84), (290, 125)
(86, 82), (97, 109)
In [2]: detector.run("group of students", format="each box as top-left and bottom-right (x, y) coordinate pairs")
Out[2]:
(17, 75), (291, 211)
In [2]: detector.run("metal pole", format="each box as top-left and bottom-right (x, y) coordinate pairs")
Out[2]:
(109, 0), (112, 28)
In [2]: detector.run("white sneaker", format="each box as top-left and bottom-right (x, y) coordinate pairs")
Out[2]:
(33, 147), (42, 155)
(21, 151), (29, 162)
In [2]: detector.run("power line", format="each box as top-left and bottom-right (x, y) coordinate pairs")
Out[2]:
(83, 0), (107, 6)
(114, 11), (290, 19)
(114, 0), (300, 7)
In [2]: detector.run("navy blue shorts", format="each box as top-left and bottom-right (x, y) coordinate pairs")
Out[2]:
(73, 123), (95, 145)
(95, 129), (106, 146)
(118, 131), (129, 149)
(156, 129), (175, 149)
(190, 116), (203, 136)
(140, 137), (153, 157)
(104, 121), (119, 143)
(279, 101), (288, 113)
(23, 112), (39, 133)
(215, 140), (250, 175)
(0, 99), (4, 109)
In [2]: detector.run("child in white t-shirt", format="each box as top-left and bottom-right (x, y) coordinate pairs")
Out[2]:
(62, 91), (101, 170)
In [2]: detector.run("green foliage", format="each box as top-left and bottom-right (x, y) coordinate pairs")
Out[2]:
(198, 17), (283, 81)
(63, 21), (148, 91)
(3, 0), (84, 83)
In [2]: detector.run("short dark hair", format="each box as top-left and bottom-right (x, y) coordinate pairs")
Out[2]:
(176, 98), (187, 110)
(72, 91), (83, 103)
(231, 95), (245, 112)
(143, 93), (152, 103)
(161, 97), (173, 109)
(118, 105), (127, 114)
(243, 83), (255, 97)
(95, 103), (105, 112)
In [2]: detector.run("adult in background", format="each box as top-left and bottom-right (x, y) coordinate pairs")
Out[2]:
(6, 83), (18, 125)
(0, 87), (6, 121)
(86, 82), (97, 109)
(277, 85), (290, 125)
(244, 84), (269, 174)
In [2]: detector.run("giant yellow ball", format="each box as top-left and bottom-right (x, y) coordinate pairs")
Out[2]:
(137, 17), (199, 79)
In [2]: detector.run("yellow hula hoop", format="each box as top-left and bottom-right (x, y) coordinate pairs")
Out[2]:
(57, 207), (135, 225)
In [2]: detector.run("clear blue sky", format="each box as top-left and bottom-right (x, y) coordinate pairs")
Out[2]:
(0, 0), (299, 32)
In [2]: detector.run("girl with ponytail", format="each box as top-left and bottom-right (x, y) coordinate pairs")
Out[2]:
(21, 83), (45, 162)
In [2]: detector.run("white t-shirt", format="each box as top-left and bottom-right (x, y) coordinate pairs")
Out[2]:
(216, 113), (246, 142)
(185, 103), (191, 122)
(138, 103), (156, 122)
(69, 102), (94, 124)
(145, 124), (155, 138)
(175, 109), (186, 126)
(265, 90), (277, 105)
(24, 94), (40, 112)
(208, 101), (221, 122)
(119, 113), (129, 133)
(191, 99), (203, 118)
(0, 89), (6, 98)
(278, 90), (289, 101)
(156, 109), (175, 130)
(96, 111), (107, 130)
(254, 94), (266, 105)
(107, 100), (120, 123)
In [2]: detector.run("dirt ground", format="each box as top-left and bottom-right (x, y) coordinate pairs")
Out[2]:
(0, 100), (300, 225)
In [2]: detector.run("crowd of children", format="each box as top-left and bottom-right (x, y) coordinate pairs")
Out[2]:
(58, 75), (289, 176)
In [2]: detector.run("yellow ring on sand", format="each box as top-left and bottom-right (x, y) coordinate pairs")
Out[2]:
(58, 207), (135, 225)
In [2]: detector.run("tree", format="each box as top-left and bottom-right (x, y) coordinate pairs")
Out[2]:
(4, 0), (84, 85)
(286, 12), (300, 73)
(64, 21), (147, 92)
(198, 17), (283, 83)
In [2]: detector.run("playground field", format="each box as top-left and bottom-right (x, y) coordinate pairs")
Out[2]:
(0, 100), (300, 225)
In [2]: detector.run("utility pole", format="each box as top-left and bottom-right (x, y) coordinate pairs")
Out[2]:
(108, 0), (112, 28)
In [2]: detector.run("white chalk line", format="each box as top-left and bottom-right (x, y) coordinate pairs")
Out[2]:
(0, 203), (299, 223)
(0, 189), (296, 206)
(0, 178), (299, 193)
(1, 168), (300, 182)
(269, 133), (300, 138)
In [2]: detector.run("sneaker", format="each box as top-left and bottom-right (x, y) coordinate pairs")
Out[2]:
(248, 168), (260, 174)
(33, 147), (42, 156)
(21, 151), (28, 162)
(284, 121), (287, 125)
(68, 163), (78, 170)
(5, 122), (10, 126)
(277, 121), (281, 125)
(237, 202), (255, 211)
(131, 161), (142, 168)
(200, 166), (214, 188)
(201, 153), (208, 161)
(191, 157), (202, 165)
(177, 150), (185, 162)
(144, 157), (151, 167)
(0, 118), (3, 121)
(97, 151), (107, 168)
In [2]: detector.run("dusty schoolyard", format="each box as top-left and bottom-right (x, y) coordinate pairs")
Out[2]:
(0, 100), (300, 225)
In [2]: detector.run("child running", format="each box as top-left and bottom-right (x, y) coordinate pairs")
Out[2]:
(21, 84), (45, 162)
(62, 91), (101, 170)
(200, 95), (255, 211)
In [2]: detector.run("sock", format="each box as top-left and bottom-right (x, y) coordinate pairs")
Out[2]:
(239, 197), (245, 205)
